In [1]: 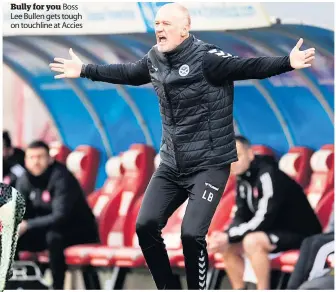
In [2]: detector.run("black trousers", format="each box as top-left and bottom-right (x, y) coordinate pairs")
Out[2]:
(16, 226), (99, 289)
(136, 162), (230, 290)
(287, 232), (334, 289)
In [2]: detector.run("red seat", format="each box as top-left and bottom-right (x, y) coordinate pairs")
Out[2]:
(271, 190), (334, 272)
(65, 189), (126, 266)
(107, 246), (145, 267)
(272, 144), (334, 272)
(66, 145), (100, 195)
(89, 156), (125, 212)
(222, 174), (236, 197)
(49, 141), (71, 164)
(65, 154), (126, 265)
(251, 145), (274, 157)
(87, 145), (155, 267)
(92, 153), (158, 268)
(96, 195), (146, 268)
(271, 250), (300, 272)
(18, 251), (38, 261)
(305, 145), (334, 209)
(315, 190), (334, 232)
(278, 146), (313, 188)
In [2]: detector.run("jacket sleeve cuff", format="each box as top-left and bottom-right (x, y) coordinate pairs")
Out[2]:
(226, 231), (235, 244)
(26, 220), (37, 231)
(224, 229), (233, 243)
(285, 56), (295, 71)
(80, 64), (86, 78)
(225, 229), (243, 244)
(26, 217), (50, 231)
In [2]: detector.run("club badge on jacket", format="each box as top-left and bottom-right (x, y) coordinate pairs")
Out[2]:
(42, 190), (51, 203)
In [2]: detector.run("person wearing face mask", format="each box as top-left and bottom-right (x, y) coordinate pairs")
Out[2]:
(49, 3), (316, 289)
(14, 141), (99, 290)
(208, 136), (322, 290)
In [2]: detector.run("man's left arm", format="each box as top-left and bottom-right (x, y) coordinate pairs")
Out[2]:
(227, 167), (284, 242)
(203, 38), (315, 84)
(25, 173), (76, 231)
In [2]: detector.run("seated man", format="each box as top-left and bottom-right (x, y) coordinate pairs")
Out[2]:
(287, 208), (334, 290)
(208, 136), (322, 290)
(3, 131), (25, 187)
(15, 141), (99, 289)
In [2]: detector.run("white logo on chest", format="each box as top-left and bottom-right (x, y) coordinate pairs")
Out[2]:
(179, 64), (189, 76)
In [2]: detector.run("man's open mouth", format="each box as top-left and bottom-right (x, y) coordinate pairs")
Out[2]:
(158, 36), (167, 44)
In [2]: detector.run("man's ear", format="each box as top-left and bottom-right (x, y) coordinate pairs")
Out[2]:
(181, 27), (188, 37)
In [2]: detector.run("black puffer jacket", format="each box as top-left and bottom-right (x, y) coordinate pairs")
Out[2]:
(83, 34), (294, 174)
(147, 36), (236, 173)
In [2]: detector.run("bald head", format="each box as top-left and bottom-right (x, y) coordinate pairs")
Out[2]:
(154, 3), (191, 53)
(158, 3), (191, 27)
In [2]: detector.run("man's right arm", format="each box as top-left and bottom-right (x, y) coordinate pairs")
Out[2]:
(81, 55), (151, 86)
(224, 186), (250, 243)
(203, 51), (294, 84)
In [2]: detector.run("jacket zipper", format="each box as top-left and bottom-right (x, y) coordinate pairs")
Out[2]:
(163, 68), (181, 171)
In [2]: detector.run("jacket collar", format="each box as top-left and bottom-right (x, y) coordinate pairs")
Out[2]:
(27, 161), (55, 188)
(164, 34), (194, 63)
(238, 155), (277, 182)
(238, 157), (260, 182)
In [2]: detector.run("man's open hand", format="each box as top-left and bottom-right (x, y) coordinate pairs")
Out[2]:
(49, 48), (83, 79)
(289, 38), (315, 69)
